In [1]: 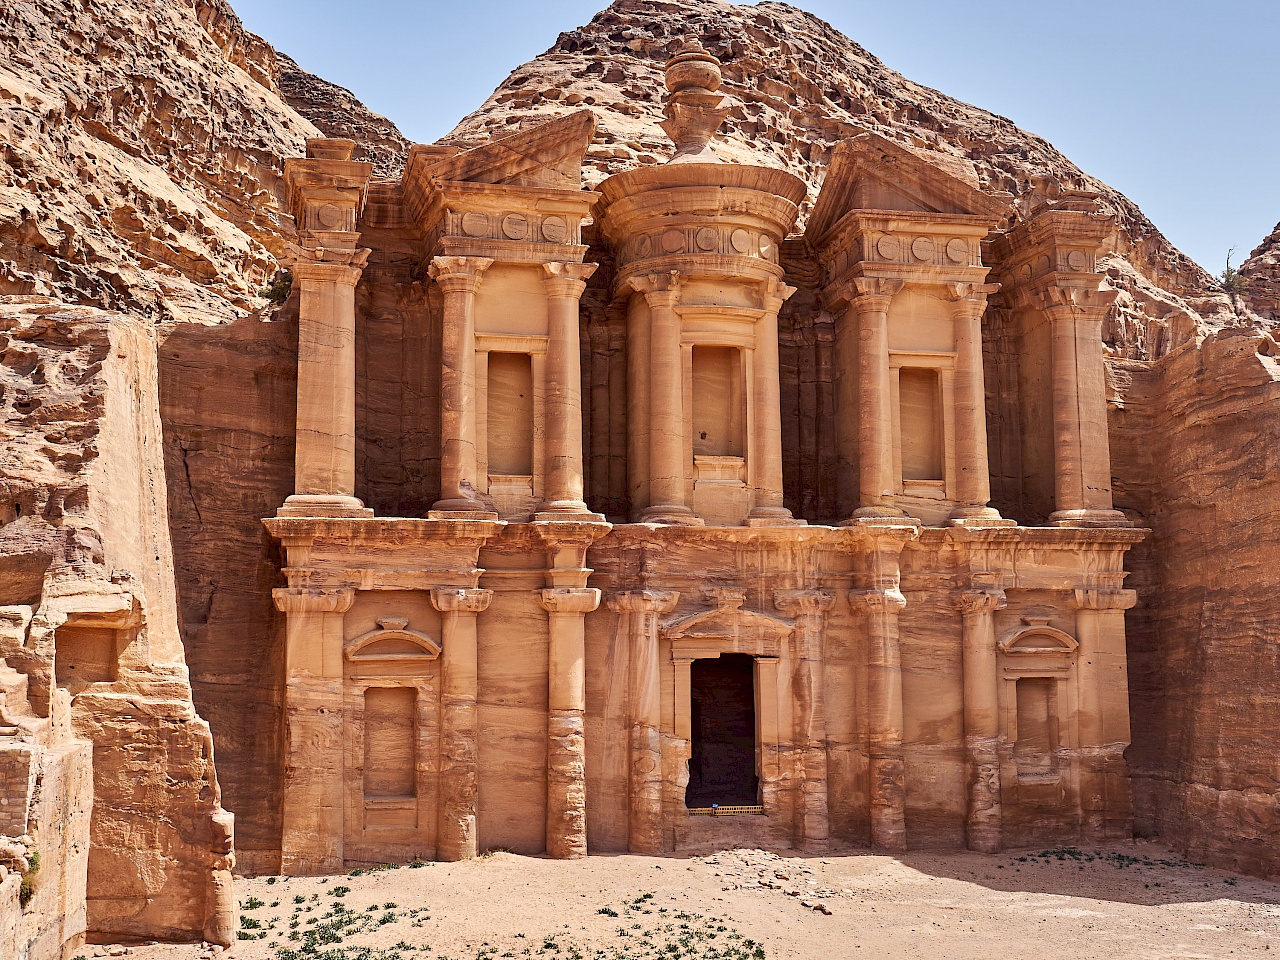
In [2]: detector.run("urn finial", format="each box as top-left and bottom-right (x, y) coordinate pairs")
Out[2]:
(660, 38), (731, 163)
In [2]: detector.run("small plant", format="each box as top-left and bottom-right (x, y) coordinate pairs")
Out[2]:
(18, 851), (40, 908)
(244, 895), (266, 910)
(258, 270), (293, 306)
(1220, 248), (1248, 315)
(596, 906), (618, 917)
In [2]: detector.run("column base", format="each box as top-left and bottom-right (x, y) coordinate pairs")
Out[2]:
(430, 497), (499, 520)
(948, 506), (1017, 528)
(276, 494), (373, 519)
(745, 505), (807, 527)
(534, 500), (606, 522)
(639, 504), (705, 526)
(841, 514), (919, 530)
(851, 503), (908, 520)
(1049, 508), (1133, 528)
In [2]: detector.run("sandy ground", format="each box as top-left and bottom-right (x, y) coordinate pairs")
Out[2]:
(91, 842), (1278, 960)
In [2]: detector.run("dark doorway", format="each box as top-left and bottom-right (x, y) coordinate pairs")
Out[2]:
(685, 654), (759, 807)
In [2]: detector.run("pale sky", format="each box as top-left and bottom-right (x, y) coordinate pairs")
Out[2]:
(232, 0), (1279, 273)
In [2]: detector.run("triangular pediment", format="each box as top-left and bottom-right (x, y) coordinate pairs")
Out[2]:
(663, 593), (792, 645)
(808, 132), (1011, 241)
(414, 110), (596, 190)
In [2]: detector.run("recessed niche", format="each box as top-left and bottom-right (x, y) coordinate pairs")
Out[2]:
(363, 686), (417, 800)
(487, 351), (534, 476)
(692, 345), (743, 458)
(898, 366), (943, 482)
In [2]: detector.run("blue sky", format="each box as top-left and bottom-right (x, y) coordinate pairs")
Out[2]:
(233, 0), (1278, 273)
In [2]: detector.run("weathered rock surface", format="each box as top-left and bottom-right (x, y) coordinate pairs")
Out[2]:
(0, 2), (1277, 950)
(1242, 221), (1280, 320)
(1110, 328), (1280, 877)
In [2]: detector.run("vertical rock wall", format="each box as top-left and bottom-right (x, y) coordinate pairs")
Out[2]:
(1111, 330), (1280, 876)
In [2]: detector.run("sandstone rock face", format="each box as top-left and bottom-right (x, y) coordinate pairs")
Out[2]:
(444, 0), (1242, 361)
(1242, 222), (1280, 320)
(1, 3), (1279, 952)
(1110, 330), (1280, 877)
(0, 299), (234, 952)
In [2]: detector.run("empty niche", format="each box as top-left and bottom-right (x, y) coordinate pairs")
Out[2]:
(54, 625), (120, 696)
(363, 687), (417, 800)
(898, 367), (943, 481)
(1014, 677), (1058, 778)
(487, 352), (534, 476)
(692, 345), (743, 458)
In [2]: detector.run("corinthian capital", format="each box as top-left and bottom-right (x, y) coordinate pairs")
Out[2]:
(542, 261), (599, 299)
(957, 589), (1006, 616)
(429, 256), (494, 293)
(773, 589), (835, 618)
(630, 270), (682, 308)
(848, 588), (907, 613)
(539, 587), (603, 615)
(431, 587), (493, 614)
(273, 587), (356, 615)
(606, 588), (679, 615)
(944, 281), (1001, 321)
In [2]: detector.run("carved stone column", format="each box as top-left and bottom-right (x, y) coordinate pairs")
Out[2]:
(1038, 286), (1129, 526)
(747, 279), (800, 525)
(946, 283), (1013, 526)
(538, 262), (601, 519)
(1072, 585), (1137, 840)
(277, 139), (373, 519)
(840, 277), (905, 519)
(607, 588), (679, 853)
(273, 586), (355, 874)
(431, 587), (493, 860)
(632, 272), (699, 524)
(774, 589), (835, 850)
(539, 587), (602, 858)
(958, 588), (1006, 852)
(430, 256), (496, 517)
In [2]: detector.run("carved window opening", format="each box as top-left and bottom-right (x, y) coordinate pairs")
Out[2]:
(685, 653), (759, 808)
(898, 366), (943, 481)
(363, 686), (417, 801)
(692, 345), (744, 459)
(487, 351), (534, 477)
(1013, 677), (1058, 778)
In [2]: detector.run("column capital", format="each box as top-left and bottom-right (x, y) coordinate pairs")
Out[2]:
(957, 589), (1006, 616)
(835, 276), (905, 314)
(292, 257), (368, 286)
(759, 276), (798, 313)
(773, 589), (835, 617)
(1072, 587), (1137, 611)
(630, 270), (681, 308)
(542, 261), (598, 299)
(1031, 282), (1118, 322)
(429, 256), (494, 293)
(272, 586), (355, 615)
(431, 587), (493, 614)
(606, 589), (679, 615)
(944, 281), (1001, 320)
(848, 588), (907, 613)
(539, 587), (602, 615)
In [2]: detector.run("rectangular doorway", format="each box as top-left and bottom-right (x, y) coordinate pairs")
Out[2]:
(685, 654), (759, 807)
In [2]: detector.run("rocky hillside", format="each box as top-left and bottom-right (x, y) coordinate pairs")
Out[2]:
(0, 0), (407, 328)
(1242, 221), (1280, 320)
(442, 0), (1248, 358)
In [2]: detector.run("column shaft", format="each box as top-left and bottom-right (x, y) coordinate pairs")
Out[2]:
(635, 274), (696, 523)
(540, 587), (601, 858)
(748, 281), (798, 523)
(431, 257), (494, 514)
(842, 279), (904, 519)
(851, 585), (907, 850)
(539, 263), (599, 517)
(274, 587), (354, 875)
(959, 590), (1004, 852)
(1049, 315), (1086, 515)
(432, 588), (492, 860)
(947, 284), (1009, 525)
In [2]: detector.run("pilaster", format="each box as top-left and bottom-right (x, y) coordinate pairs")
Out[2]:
(607, 589), (679, 853)
(957, 588), (1006, 852)
(272, 586), (355, 874)
(747, 278), (802, 525)
(539, 587), (603, 858)
(431, 587), (493, 860)
(774, 589), (835, 851)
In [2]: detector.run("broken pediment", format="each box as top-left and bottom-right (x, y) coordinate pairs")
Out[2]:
(807, 133), (1011, 242)
(346, 618), (441, 662)
(998, 624), (1078, 655)
(406, 110), (596, 191)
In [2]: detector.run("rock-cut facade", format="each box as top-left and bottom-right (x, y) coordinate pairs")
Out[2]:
(265, 42), (1144, 870)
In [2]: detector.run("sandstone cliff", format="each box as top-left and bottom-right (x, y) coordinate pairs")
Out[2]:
(1242, 221), (1280, 320)
(2, 1), (1279, 948)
